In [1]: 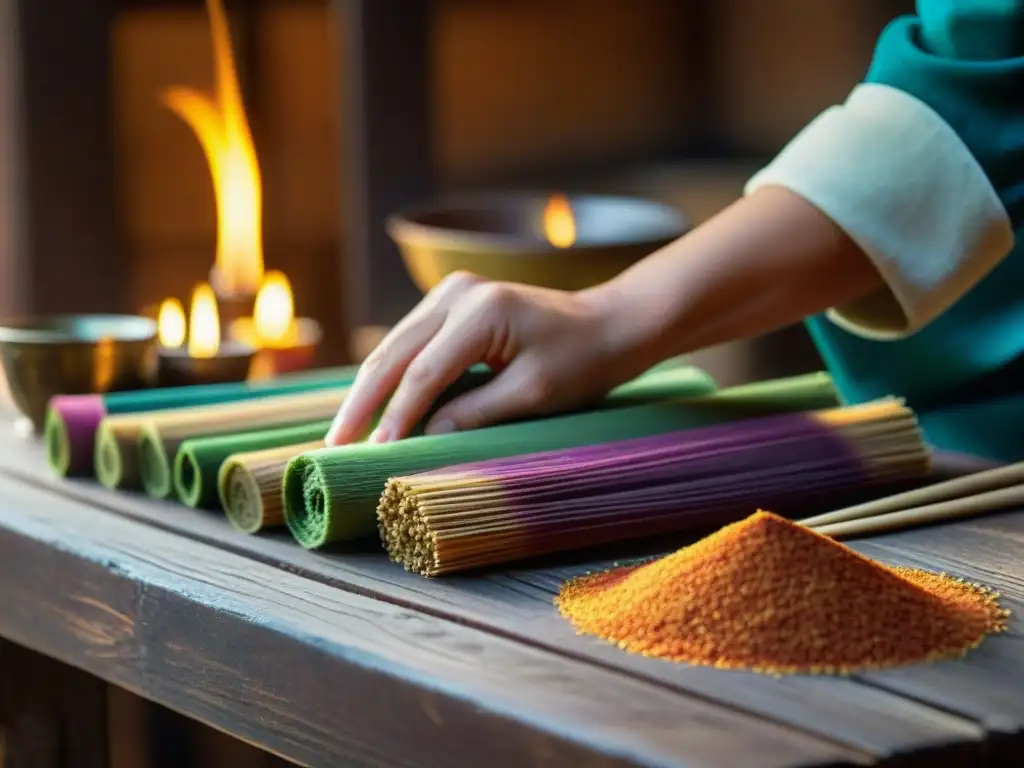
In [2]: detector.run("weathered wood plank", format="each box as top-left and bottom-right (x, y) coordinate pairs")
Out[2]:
(0, 431), (1004, 764)
(0, 473), (864, 768)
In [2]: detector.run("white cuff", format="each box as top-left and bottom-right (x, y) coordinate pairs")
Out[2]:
(745, 83), (1014, 340)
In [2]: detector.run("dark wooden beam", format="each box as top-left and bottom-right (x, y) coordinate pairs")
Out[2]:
(0, 0), (127, 317)
(336, 0), (433, 348)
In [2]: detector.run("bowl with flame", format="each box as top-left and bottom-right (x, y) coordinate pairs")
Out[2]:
(0, 315), (158, 432)
(387, 192), (689, 293)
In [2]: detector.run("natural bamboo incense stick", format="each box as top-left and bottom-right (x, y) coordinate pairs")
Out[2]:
(46, 364), (359, 477)
(219, 440), (325, 533)
(174, 420), (333, 508)
(137, 389), (350, 499)
(809, 484), (1024, 539)
(284, 372), (839, 549)
(799, 460), (1024, 529)
(378, 399), (930, 576)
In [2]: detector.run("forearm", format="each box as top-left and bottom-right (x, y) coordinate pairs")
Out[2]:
(584, 185), (883, 372)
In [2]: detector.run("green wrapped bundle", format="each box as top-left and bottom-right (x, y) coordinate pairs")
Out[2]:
(282, 371), (835, 549)
(174, 420), (334, 509)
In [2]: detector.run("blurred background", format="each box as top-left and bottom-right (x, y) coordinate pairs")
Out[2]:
(0, 0), (912, 764)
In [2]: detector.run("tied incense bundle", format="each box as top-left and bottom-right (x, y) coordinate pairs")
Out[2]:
(379, 399), (930, 576)
(219, 441), (324, 533)
(46, 364), (358, 478)
(284, 372), (838, 549)
(218, 363), (716, 534)
(136, 390), (350, 499)
(175, 421), (332, 508)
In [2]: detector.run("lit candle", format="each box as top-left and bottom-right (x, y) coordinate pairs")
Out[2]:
(156, 283), (255, 387)
(229, 270), (322, 378)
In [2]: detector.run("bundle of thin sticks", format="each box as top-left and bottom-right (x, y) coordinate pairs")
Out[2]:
(378, 398), (930, 576)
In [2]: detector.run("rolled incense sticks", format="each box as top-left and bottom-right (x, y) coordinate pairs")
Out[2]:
(378, 399), (930, 576)
(283, 372), (839, 549)
(46, 364), (359, 478)
(136, 389), (350, 499)
(216, 364), (718, 537)
(174, 420), (333, 508)
(219, 440), (325, 533)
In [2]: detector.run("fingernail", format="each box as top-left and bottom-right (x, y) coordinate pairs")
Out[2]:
(369, 426), (390, 444)
(427, 418), (458, 435)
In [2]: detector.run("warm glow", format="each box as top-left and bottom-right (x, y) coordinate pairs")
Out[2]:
(254, 270), (298, 346)
(543, 194), (577, 249)
(188, 283), (221, 358)
(162, 0), (264, 296)
(157, 298), (187, 348)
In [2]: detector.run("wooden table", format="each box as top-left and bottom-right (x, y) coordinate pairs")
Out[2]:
(0, 423), (1022, 767)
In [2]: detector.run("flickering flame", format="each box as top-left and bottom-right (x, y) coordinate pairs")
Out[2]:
(188, 283), (221, 358)
(543, 194), (577, 249)
(157, 298), (187, 348)
(162, 0), (264, 296)
(254, 270), (295, 345)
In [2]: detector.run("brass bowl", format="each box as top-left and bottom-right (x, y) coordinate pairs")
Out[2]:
(0, 314), (158, 432)
(388, 192), (689, 292)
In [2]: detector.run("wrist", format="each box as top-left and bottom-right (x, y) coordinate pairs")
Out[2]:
(577, 278), (670, 378)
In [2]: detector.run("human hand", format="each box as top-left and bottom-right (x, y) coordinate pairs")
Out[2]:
(325, 271), (634, 445)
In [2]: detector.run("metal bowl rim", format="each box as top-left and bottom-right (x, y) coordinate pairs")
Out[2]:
(387, 191), (690, 254)
(0, 314), (158, 345)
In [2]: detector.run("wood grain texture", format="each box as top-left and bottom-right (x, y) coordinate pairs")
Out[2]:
(1, 429), (1020, 765)
(0, 468), (864, 768)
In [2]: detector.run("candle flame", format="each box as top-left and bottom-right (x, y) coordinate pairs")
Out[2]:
(254, 270), (295, 345)
(162, 0), (264, 296)
(188, 283), (221, 358)
(157, 298), (187, 348)
(543, 194), (576, 249)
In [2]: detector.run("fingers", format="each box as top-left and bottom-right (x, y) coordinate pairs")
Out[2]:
(424, 358), (558, 434)
(326, 272), (481, 445)
(370, 298), (500, 441)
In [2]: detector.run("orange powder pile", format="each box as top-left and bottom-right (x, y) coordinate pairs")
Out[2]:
(556, 511), (1009, 675)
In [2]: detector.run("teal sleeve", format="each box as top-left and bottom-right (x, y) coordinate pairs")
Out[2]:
(865, 1), (1024, 226)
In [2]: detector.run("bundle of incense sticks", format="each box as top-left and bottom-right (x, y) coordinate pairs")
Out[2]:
(219, 440), (325, 533)
(135, 389), (350, 499)
(93, 366), (487, 493)
(175, 420), (333, 508)
(378, 399), (930, 576)
(214, 364), (720, 536)
(283, 372), (839, 549)
(45, 364), (359, 478)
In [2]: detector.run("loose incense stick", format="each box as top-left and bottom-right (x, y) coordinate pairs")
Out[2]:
(174, 420), (333, 508)
(137, 389), (350, 499)
(799, 460), (1024, 539)
(283, 372), (838, 549)
(378, 399), (929, 576)
(46, 364), (359, 478)
(219, 440), (325, 533)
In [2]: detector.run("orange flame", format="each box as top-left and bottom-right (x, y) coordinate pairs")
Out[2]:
(162, 0), (264, 296)
(188, 283), (221, 358)
(157, 298), (187, 348)
(254, 270), (299, 346)
(543, 194), (577, 249)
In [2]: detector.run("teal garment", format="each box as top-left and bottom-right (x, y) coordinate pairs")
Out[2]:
(805, 0), (1024, 462)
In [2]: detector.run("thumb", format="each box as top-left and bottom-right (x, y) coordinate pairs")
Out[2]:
(424, 361), (558, 434)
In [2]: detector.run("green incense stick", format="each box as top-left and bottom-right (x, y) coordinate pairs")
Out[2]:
(282, 370), (828, 549)
(175, 420), (335, 509)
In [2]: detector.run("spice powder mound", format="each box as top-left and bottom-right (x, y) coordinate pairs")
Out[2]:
(555, 511), (1009, 675)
